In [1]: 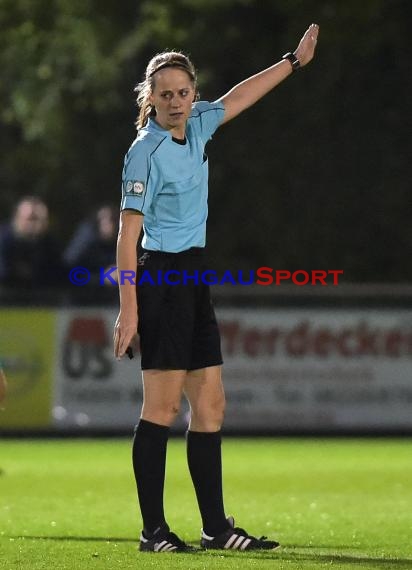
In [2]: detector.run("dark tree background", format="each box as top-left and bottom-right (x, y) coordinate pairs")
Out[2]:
(1, 0), (410, 281)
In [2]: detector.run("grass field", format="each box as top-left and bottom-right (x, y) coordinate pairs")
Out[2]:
(1, 438), (412, 569)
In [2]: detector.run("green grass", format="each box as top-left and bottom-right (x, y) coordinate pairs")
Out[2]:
(1, 438), (412, 569)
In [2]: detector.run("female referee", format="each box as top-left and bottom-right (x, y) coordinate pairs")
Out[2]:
(114, 23), (319, 553)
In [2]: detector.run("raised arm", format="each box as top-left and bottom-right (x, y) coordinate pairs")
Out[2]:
(114, 209), (144, 359)
(216, 23), (319, 124)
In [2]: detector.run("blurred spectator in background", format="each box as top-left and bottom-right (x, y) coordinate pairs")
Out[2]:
(0, 362), (7, 404)
(0, 196), (64, 288)
(63, 205), (119, 285)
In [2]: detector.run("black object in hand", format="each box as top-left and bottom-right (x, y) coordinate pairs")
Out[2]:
(126, 346), (134, 359)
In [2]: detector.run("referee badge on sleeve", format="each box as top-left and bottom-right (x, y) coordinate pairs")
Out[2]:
(124, 180), (145, 196)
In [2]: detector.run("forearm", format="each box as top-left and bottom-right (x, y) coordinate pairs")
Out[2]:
(117, 234), (138, 309)
(219, 60), (292, 123)
(116, 215), (142, 311)
(218, 23), (319, 124)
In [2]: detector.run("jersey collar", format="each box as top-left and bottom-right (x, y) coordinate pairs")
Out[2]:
(146, 118), (173, 137)
(146, 118), (191, 143)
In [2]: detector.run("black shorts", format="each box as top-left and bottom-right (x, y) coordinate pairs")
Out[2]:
(137, 247), (223, 371)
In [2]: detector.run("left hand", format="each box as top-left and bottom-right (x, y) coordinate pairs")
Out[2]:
(294, 23), (319, 67)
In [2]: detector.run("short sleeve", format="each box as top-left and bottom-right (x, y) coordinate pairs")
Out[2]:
(190, 101), (225, 144)
(120, 141), (160, 214)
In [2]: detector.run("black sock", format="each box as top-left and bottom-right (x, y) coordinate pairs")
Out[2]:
(132, 419), (170, 536)
(186, 430), (230, 537)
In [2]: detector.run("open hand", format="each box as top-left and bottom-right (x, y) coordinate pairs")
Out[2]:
(294, 23), (319, 67)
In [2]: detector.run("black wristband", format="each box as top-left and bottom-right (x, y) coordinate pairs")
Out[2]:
(282, 52), (300, 71)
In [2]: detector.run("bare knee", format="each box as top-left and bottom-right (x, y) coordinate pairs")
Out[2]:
(189, 395), (226, 432)
(142, 401), (181, 427)
(141, 369), (185, 427)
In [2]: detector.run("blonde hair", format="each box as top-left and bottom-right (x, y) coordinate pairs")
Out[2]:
(134, 51), (198, 130)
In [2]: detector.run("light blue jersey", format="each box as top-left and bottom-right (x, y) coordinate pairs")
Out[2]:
(121, 100), (225, 252)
